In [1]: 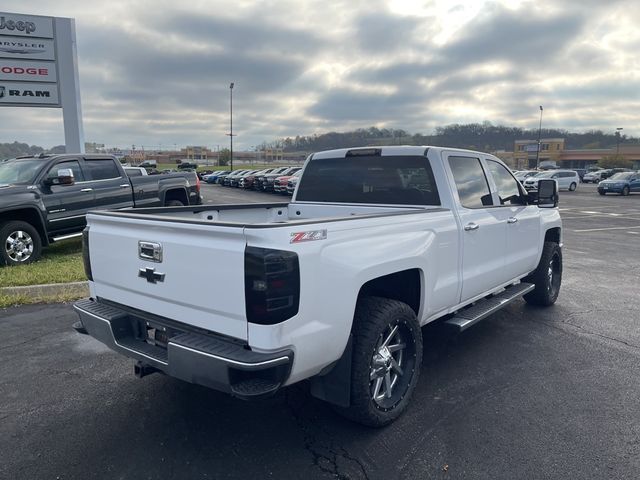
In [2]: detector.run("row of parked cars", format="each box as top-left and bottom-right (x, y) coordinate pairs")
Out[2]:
(203, 166), (303, 195)
(513, 168), (640, 195)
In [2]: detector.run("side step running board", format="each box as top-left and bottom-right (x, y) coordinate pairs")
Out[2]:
(445, 282), (535, 332)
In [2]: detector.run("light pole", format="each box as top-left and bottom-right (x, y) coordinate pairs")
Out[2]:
(535, 105), (543, 169)
(616, 127), (623, 157)
(226, 82), (236, 171)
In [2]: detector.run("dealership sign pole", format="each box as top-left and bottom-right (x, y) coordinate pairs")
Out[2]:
(0, 12), (84, 153)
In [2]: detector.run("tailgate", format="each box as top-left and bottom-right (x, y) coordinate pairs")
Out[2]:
(86, 213), (248, 340)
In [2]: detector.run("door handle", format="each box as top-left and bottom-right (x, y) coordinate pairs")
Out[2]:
(80, 188), (93, 192)
(507, 217), (518, 224)
(464, 222), (479, 231)
(120, 184), (130, 188)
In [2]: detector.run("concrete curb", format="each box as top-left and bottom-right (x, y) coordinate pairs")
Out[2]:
(0, 281), (89, 298)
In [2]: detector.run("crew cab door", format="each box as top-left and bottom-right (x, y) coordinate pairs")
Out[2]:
(446, 154), (509, 302)
(484, 158), (540, 280)
(40, 158), (94, 234)
(83, 157), (134, 210)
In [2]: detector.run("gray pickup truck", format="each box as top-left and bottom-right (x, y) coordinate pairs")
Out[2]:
(0, 153), (201, 265)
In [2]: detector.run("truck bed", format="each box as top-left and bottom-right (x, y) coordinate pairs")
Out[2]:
(88, 202), (440, 227)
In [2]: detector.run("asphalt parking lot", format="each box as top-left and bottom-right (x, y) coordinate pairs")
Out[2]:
(1, 182), (639, 479)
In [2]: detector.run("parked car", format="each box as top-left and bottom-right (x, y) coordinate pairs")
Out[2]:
(274, 169), (302, 193)
(236, 170), (260, 188)
(254, 167), (290, 190)
(597, 172), (640, 195)
(205, 170), (231, 184)
(514, 170), (539, 182)
(286, 170), (302, 195)
(241, 168), (274, 189)
(223, 170), (249, 186)
(523, 170), (580, 191)
(197, 170), (214, 180)
(583, 170), (607, 183)
(74, 145), (562, 427)
(263, 167), (301, 192)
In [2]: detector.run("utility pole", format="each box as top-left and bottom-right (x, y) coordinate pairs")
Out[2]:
(616, 127), (623, 157)
(535, 105), (543, 169)
(226, 82), (236, 170)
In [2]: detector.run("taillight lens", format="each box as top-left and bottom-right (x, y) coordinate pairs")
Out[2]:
(82, 227), (93, 281)
(245, 247), (300, 325)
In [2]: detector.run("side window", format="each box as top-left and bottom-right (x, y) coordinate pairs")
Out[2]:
(125, 168), (142, 177)
(448, 156), (493, 208)
(85, 159), (121, 180)
(46, 160), (85, 182)
(485, 160), (525, 205)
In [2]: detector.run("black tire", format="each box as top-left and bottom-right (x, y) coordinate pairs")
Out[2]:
(569, 182), (577, 191)
(165, 199), (185, 207)
(338, 296), (423, 427)
(523, 242), (562, 306)
(598, 190), (606, 196)
(0, 221), (43, 266)
(622, 186), (630, 196)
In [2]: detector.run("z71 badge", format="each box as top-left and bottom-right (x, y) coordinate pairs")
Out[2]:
(290, 229), (327, 243)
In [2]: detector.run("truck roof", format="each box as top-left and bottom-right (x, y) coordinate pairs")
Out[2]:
(311, 145), (496, 160)
(10, 153), (116, 161)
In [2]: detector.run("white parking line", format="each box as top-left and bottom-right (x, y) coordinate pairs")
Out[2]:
(574, 225), (640, 232)
(628, 231), (640, 235)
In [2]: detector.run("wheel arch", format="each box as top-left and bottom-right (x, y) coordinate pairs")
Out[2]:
(162, 187), (189, 206)
(0, 208), (49, 246)
(309, 268), (423, 407)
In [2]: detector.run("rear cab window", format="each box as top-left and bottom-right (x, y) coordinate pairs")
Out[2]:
(85, 158), (122, 180)
(296, 155), (440, 205)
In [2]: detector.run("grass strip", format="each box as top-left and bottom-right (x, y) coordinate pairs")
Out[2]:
(0, 237), (85, 288)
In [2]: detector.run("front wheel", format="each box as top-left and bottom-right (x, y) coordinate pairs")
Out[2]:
(598, 191), (606, 196)
(569, 182), (577, 191)
(0, 221), (43, 266)
(621, 186), (630, 196)
(523, 242), (562, 306)
(338, 296), (423, 427)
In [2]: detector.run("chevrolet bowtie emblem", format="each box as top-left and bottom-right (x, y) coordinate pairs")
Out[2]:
(138, 267), (165, 284)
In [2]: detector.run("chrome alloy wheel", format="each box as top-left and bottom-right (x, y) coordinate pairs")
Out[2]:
(369, 322), (416, 410)
(5, 230), (34, 262)
(547, 252), (561, 297)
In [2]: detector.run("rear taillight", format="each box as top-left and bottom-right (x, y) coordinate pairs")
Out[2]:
(82, 227), (93, 281)
(245, 247), (300, 325)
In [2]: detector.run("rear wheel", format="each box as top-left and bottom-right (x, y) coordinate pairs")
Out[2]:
(338, 296), (423, 427)
(165, 199), (185, 207)
(622, 186), (630, 196)
(0, 221), (43, 266)
(523, 241), (562, 306)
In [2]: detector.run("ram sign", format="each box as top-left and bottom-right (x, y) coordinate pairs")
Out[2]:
(0, 11), (84, 152)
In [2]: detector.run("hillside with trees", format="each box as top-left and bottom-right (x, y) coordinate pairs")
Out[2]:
(272, 123), (638, 153)
(0, 142), (66, 160)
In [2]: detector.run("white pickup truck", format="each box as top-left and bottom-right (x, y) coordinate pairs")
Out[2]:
(73, 146), (562, 426)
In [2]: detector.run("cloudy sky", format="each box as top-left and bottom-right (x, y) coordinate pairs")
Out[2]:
(1, 0), (638, 150)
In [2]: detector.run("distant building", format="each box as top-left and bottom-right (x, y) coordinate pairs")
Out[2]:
(183, 146), (211, 162)
(85, 142), (105, 154)
(514, 138), (565, 169)
(512, 138), (640, 170)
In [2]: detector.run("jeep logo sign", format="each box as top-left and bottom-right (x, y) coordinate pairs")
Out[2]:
(0, 17), (36, 35)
